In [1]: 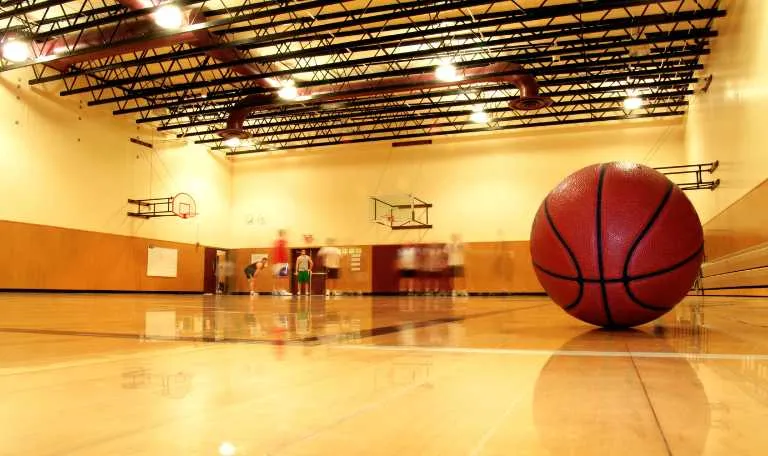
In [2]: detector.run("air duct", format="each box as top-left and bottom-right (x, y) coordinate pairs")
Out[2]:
(218, 62), (552, 142)
(39, 0), (274, 87)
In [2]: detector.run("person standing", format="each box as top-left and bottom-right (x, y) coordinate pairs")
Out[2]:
(445, 234), (468, 297)
(397, 243), (418, 295)
(272, 230), (290, 296)
(318, 239), (342, 297)
(295, 249), (314, 297)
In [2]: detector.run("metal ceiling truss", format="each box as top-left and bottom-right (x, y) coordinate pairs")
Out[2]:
(0, 0), (723, 155)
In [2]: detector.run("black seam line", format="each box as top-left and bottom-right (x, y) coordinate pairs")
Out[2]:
(623, 182), (676, 311)
(596, 164), (614, 326)
(534, 245), (704, 284)
(543, 197), (584, 310)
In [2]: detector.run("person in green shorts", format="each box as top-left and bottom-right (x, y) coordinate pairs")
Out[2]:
(295, 249), (314, 297)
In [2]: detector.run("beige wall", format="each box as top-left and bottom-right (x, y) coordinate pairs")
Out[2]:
(0, 69), (232, 248)
(230, 119), (686, 247)
(685, 0), (768, 225)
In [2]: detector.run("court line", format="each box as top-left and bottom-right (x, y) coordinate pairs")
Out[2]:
(628, 348), (673, 456)
(331, 344), (768, 361)
(0, 344), (219, 377)
(469, 396), (524, 456)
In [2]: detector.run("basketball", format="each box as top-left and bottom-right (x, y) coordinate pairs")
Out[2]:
(530, 162), (704, 328)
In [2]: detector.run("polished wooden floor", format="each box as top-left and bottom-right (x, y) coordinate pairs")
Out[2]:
(0, 293), (766, 455)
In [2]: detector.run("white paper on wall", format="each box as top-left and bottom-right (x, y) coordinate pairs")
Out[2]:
(250, 253), (268, 264)
(147, 247), (179, 277)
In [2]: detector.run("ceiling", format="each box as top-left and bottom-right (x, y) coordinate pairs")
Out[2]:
(0, 0), (725, 156)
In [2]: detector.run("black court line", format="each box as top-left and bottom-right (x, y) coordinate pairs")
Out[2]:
(701, 264), (768, 278)
(628, 349), (674, 456)
(0, 304), (546, 346)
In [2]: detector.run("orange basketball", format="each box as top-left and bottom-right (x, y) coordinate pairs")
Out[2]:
(530, 162), (703, 328)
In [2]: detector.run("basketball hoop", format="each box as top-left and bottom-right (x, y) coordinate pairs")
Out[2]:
(172, 193), (197, 219)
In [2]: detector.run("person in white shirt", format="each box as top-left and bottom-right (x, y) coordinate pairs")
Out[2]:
(318, 238), (342, 297)
(294, 250), (313, 297)
(397, 244), (418, 295)
(445, 234), (467, 296)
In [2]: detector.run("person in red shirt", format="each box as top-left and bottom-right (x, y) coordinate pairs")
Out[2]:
(272, 229), (290, 296)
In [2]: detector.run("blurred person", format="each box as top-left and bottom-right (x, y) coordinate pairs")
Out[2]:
(318, 238), (342, 297)
(272, 230), (290, 296)
(445, 233), (468, 297)
(244, 256), (268, 297)
(295, 249), (314, 297)
(424, 243), (446, 295)
(397, 243), (418, 295)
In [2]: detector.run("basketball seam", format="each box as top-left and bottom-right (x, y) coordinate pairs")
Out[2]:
(622, 182), (702, 312)
(621, 182), (675, 311)
(596, 165), (614, 326)
(532, 246), (703, 284)
(543, 197), (584, 310)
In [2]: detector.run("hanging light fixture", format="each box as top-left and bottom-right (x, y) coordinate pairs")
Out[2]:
(153, 4), (185, 30)
(435, 61), (461, 82)
(224, 137), (242, 148)
(278, 80), (299, 100)
(623, 95), (643, 110)
(2, 38), (31, 62)
(469, 105), (490, 124)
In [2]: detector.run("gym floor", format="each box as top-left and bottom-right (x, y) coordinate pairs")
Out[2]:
(0, 293), (765, 455)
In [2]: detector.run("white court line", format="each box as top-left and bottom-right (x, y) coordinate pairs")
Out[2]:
(0, 344), (219, 377)
(469, 396), (524, 456)
(331, 344), (768, 361)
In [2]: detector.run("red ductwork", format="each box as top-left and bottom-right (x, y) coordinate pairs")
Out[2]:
(38, 0), (272, 87)
(218, 62), (552, 141)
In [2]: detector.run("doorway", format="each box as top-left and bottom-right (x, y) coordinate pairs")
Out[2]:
(203, 247), (217, 294)
(203, 248), (231, 294)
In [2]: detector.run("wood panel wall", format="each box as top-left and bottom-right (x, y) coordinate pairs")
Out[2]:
(0, 220), (204, 292)
(703, 179), (768, 261)
(230, 241), (543, 294)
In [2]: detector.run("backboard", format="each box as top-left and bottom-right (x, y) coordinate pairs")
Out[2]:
(370, 194), (433, 230)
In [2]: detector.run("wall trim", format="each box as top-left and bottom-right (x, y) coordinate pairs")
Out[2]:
(0, 289), (204, 295)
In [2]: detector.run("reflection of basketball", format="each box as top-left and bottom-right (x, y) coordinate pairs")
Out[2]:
(534, 330), (710, 455)
(530, 162), (703, 327)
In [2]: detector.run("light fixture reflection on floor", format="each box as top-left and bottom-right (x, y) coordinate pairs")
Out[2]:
(218, 441), (236, 456)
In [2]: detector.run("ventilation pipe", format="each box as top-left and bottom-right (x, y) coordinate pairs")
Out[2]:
(218, 62), (552, 142)
(39, 0), (275, 87)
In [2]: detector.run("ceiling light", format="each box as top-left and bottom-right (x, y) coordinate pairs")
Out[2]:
(2, 38), (30, 63)
(469, 108), (489, 124)
(224, 137), (242, 148)
(623, 95), (643, 110)
(435, 62), (461, 82)
(153, 4), (184, 30)
(278, 80), (299, 100)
